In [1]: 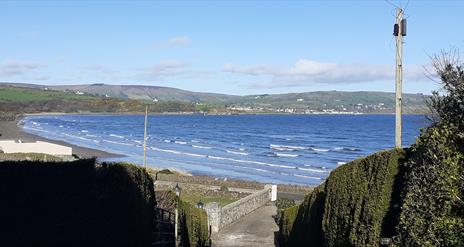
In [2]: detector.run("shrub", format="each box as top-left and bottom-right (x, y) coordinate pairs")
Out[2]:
(277, 184), (326, 247)
(395, 51), (464, 247)
(278, 149), (404, 247)
(275, 198), (297, 211)
(179, 200), (210, 247)
(322, 149), (404, 247)
(395, 124), (463, 246)
(159, 169), (174, 175)
(278, 205), (299, 246)
(0, 160), (156, 247)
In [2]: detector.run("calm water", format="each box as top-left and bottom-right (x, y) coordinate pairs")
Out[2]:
(22, 114), (428, 185)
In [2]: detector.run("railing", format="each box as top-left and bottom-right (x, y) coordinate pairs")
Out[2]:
(152, 207), (175, 247)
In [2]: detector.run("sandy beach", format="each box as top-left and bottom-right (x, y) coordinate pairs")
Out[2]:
(0, 119), (120, 159)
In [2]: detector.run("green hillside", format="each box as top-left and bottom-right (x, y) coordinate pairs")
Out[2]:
(48, 83), (240, 103)
(0, 85), (196, 114)
(231, 91), (428, 114)
(0, 82), (429, 114)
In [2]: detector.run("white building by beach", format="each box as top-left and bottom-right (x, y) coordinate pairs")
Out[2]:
(0, 140), (73, 156)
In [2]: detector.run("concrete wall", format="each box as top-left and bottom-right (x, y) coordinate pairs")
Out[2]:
(206, 184), (277, 233)
(0, 140), (72, 156)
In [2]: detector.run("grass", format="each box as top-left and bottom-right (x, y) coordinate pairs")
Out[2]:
(180, 191), (240, 207)
(0, 87), (95, 103)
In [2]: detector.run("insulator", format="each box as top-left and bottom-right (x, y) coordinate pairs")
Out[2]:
(401, 19), (407, 36)
(393, 23), (399, 36)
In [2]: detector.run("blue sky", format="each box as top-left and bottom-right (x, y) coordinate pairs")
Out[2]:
(0, 0), (462, 95)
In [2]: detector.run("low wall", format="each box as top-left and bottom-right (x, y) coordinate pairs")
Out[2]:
(206, 184), (277, 233)
(154, 180), (259, 194)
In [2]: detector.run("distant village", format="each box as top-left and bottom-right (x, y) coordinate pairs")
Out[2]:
(226, 98), (390, 114)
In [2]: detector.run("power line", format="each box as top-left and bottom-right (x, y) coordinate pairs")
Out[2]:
(384, 0), (400, 9)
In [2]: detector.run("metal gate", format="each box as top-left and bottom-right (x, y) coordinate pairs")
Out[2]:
(152, 207), (175, 247)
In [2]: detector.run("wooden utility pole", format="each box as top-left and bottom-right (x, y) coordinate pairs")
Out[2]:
(394, 8), (405, 148)
(143, 105), (148, 168)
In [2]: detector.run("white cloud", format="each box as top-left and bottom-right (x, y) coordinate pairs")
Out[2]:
(153, 36), (190, 49)
(0, 60), (45, 77)
(133, 60), (211, 82)
(168, 36), (190, 46)
(224, 59), (427, 88)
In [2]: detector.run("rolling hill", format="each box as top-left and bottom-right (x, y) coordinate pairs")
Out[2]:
(0, 82), (430, 114)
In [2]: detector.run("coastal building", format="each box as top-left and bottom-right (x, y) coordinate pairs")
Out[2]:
(0, 140), (73, 156)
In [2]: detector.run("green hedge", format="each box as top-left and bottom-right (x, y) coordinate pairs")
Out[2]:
(278, 149), (404, 247)
(0, 160), (156, 247)
(278, 205), (299, 245)
(278, 184), (326, 247)
(396, 124), (464, 246)
(179, 200), (210, 247)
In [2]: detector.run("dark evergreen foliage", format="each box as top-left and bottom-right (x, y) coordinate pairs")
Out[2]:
(277, 149), (404, 247)
(178, 200), (210, 247)
(395, 52), (464, 247)
(0, 160), (155, 247)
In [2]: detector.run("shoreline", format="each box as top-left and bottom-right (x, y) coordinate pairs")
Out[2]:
(0, 119), (121, 159)
(1, 115), (317, 193)
(19, 111), (425, 117)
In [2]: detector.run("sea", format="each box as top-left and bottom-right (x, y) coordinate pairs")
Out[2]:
(21, 114), (429, 185)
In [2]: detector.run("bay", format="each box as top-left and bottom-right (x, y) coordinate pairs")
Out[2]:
(22, 114), (428, 185)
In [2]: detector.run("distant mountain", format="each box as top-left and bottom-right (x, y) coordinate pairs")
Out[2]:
(0, 82), (239, 103)
(0, 82), (430, 114)
(52, 83), (240, 103)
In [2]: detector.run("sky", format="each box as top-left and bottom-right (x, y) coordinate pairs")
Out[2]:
(0, 0), (463, 96)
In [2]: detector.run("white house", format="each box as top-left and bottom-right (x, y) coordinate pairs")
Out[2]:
(0, 140), (73, 156)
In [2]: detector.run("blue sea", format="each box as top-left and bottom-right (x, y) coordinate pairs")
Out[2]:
(21, 114), (428, 185)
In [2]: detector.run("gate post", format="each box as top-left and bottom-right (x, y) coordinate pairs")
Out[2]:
(205, 202), (221, 233)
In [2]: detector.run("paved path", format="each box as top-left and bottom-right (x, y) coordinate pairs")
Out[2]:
(212, 204), (278, 247)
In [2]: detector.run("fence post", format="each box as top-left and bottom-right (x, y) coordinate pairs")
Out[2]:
(264, 184), (277, 201)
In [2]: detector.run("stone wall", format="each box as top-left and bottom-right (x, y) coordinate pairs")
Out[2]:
(206, 184), (277, 233)
(154, 180), (259, 194)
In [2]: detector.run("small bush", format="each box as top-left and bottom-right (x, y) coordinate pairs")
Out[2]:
(275, 198), (297, 211)
(219, 185), (229, 192)
(159, 169), (174, 175)
(179, 200), (210, 247)
(285, 184), (326, 247)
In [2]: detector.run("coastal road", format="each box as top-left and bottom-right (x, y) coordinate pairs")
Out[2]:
(212, 204), (278, 247)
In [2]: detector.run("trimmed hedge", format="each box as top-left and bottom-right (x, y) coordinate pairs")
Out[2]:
(396, 124), (464, 246)
(278, 184), (326, 246)
(0, 160), (156, 247)
(278, 205), (299, 245)
(322, 149), (404, 246)
(179, 200), (210, 247)
(278, 149), (404, 247)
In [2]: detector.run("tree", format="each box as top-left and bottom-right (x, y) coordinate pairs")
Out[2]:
(396, 50), (464, 246)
